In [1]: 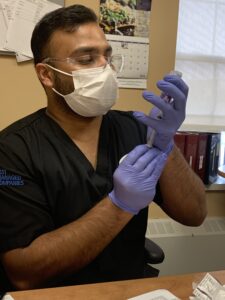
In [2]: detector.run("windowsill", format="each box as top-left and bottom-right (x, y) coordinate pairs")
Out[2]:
(180, 115), (225, 133)
(205, 175), (225, 191)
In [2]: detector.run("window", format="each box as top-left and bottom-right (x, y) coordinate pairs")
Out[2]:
(175, 0), (225, 130)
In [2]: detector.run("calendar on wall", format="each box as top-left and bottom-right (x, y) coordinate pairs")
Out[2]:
(100, 0), (152, 89)
(106, 35), (149, 89)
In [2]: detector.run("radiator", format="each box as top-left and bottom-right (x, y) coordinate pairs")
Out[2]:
(146, 217), (225, 276)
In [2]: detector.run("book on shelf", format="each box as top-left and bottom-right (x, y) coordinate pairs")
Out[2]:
(195, 133), (208, 182)
(184, 132), (199, 171)
(204, 133), (221, 185)
(174, 131), (221, 184)
(174, 132), (186, 155)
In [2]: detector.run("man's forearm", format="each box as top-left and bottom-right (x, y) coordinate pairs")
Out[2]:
(1, 197), (132, 290)
(159, 145), (207, 226)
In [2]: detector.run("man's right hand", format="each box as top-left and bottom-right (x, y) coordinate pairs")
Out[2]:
(108, 145), (168, 215)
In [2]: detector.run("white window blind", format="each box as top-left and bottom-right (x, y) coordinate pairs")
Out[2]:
(175, 0), (225, 131)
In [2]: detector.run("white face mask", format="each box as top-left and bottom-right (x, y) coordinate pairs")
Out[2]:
(47, 64), (119, 117)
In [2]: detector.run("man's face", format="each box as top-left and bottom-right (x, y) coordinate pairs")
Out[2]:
(47, 22), (112, 95)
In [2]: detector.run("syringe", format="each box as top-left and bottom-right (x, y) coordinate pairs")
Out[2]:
(147, 70), (182, 148)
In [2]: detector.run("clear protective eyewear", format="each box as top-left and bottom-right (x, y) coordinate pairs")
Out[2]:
(42, 53), (124, 74)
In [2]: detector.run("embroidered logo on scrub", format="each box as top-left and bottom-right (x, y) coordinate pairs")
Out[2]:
(0, 169), (24, 186)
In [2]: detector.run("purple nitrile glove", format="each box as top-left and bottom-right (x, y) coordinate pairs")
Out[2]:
(133, 75), (189, 152)
(108, 144), (168, 215)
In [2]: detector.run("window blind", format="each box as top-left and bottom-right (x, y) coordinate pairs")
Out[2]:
(175, 0), (225, 131)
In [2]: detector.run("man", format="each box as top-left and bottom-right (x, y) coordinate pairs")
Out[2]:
(0, 5), (206, 291)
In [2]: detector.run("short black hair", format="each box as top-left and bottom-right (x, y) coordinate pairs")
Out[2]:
(31, 5), (98, 65)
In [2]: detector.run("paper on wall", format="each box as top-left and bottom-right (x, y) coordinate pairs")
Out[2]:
(4, 0), (61, 58)
(0, 1), (8, 51)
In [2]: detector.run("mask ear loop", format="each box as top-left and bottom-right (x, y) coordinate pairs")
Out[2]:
(45, 64), (73, 77)
(109, 55), (124, 76)
(118, 55), (124, 74)
(52, 87), (68, 97)
(44, 64), (74, 97)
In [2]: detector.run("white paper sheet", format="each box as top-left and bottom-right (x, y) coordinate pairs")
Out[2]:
(2, 0), (15, 25)
(4, 0), (61, 57)
(0, 1), (8, 51)
(128, 289), (180, 300)
(2, 294), (14, 300)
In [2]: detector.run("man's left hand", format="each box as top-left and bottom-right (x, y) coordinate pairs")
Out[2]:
(133, 74), (189, 153)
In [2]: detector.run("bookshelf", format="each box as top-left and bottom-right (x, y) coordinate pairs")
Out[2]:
(205, 175), (225, 191)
